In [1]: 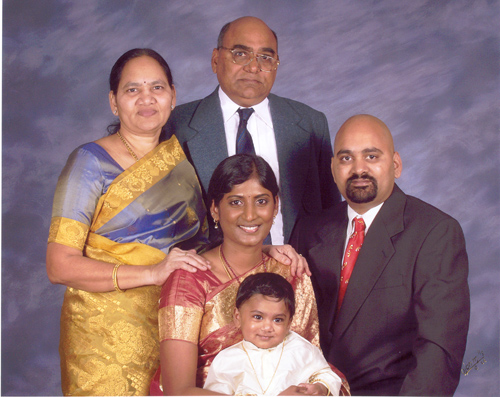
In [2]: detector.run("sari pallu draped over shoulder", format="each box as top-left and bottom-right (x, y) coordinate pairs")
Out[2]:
(48, 136), (208, 396)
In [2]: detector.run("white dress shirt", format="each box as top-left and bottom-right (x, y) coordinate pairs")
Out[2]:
(204, 331), (342, 396)
(342, 203), (384, 259)
(219, 87), (284, 244)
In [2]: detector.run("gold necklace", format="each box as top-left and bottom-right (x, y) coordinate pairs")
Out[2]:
(241, 338), (286, 395)
(116, 131), (139, 162)
(218, 246), (267, 283)
(218, 245), (234, 281)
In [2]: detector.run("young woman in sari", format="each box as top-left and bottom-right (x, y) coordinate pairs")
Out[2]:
(151, 154), (350, 396)
(46, 48), (211, 396)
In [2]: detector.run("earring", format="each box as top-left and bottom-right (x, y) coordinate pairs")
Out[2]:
(214, 220), (219, 229)
(170, 105), (174, 110)
(273, 215), (276, 225)
(114, 109), (118, 115)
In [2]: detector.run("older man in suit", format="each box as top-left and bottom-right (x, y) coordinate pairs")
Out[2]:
(164, 16), (340, 244)
(290, 114), (470, 396)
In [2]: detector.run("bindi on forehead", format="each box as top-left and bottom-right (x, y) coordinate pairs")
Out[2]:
(122, 79), (167, 88)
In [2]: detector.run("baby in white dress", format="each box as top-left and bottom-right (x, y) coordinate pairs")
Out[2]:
(204, 273), (341, 396)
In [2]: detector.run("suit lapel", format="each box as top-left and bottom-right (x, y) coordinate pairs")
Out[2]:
(333, 186), (407, 338)
(183, 88), (228, 193)
(269, 94), (312, 240)
(308, 205), (347, 346)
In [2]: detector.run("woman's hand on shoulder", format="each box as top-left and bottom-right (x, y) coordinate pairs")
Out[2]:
(262, 244), (311, 277)
(150, 248), (211, 286)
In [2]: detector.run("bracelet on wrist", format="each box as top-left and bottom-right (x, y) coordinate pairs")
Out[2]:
(112, 263), (124, 292)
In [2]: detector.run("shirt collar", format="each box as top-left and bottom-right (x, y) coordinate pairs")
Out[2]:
(347, 202), (384, 235)
(218, 86), (272, 127)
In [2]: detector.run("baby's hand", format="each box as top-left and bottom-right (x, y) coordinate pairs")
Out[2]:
(297, 382), (329, 396)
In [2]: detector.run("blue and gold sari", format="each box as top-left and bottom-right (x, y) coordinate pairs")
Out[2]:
(48, 135), (207, 396)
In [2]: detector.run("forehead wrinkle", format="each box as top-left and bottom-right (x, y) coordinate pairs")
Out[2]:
(232, 44), (252, 51)
(232, 43), (276, 55)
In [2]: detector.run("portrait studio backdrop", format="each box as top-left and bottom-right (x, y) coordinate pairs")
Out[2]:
(2, 1), (499, 395)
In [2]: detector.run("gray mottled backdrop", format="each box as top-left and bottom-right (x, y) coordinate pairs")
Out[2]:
(2, 0), (499, 395)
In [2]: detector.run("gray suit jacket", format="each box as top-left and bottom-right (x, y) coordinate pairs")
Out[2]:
(290, 184), (470, 396)
(163, 88), (340, 242)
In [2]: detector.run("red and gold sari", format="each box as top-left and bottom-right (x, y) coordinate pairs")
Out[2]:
(150, 256), (320, 394)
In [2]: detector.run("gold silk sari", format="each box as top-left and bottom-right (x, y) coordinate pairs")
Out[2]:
(48, 136), (207, 396)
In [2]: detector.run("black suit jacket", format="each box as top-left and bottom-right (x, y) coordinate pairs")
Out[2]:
(163, 88), (340, 242)
(290, 185), (470, 396)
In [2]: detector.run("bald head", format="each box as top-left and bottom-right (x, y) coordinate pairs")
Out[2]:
(331, 114), (402, 214)
(217, 17), (278, 49)
(334, 114), (395, 154)
(212, 16), (279, 107)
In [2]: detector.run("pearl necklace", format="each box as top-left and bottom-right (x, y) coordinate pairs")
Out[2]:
(241, 338), (286, 395)
(116, 131), (139, 162)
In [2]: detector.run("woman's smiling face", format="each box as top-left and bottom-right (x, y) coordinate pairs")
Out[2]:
(212, 176), (278, 248)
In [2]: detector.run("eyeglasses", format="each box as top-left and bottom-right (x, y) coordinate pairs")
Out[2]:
(219, 47), (280, 72)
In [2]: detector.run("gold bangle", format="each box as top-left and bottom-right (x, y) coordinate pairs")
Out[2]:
(112, 263), (124, 292)
(313, 380), (331, 396)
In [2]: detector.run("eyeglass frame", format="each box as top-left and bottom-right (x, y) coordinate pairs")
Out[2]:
(218, 46), (280, 72)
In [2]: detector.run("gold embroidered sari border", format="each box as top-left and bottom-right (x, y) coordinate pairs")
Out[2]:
(159, 305), (203, 344)
(91, 136), (186, 231)
(48, 216), (89, 250)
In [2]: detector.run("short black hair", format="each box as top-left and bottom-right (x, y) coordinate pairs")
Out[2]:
(236, 273), (295, 318)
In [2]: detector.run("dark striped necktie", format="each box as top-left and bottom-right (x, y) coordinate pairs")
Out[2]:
(236, 108), (255, 154)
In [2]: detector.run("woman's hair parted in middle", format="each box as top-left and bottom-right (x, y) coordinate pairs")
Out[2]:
(107, 48), (174, 135)
(207, 154), (279, 208)
(235, 272), (295, 318)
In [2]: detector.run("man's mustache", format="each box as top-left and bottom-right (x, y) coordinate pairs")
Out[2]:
(346, 173), (377, 185)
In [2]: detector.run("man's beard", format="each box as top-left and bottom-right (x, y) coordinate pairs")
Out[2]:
(345, 173), (378, 203)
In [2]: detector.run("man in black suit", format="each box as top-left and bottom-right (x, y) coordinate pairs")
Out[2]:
(164, 16), (340, 244)
(290, 114), (470, 396)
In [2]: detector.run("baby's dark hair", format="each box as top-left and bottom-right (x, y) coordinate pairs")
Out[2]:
(236, 273), (295, 318)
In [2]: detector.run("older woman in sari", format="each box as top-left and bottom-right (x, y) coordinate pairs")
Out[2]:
(151, 154), (350, 396)
(46, 48), (211, 396)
